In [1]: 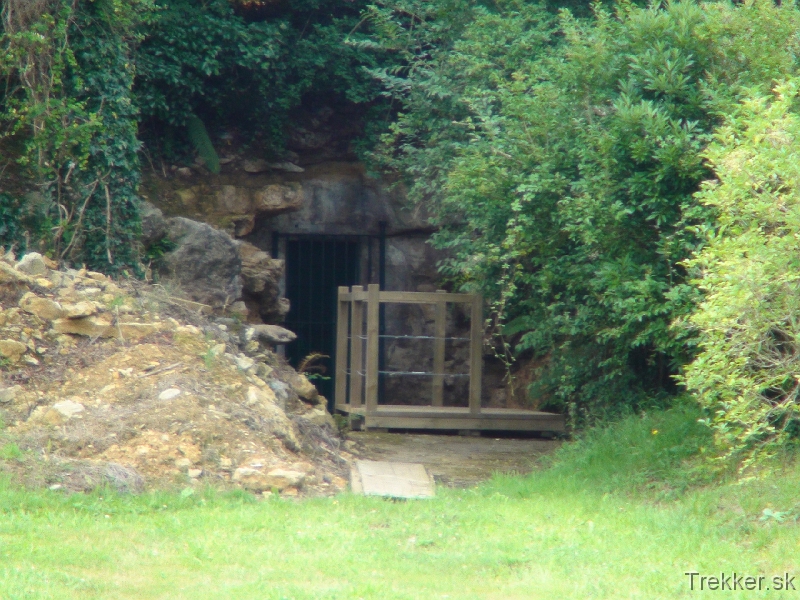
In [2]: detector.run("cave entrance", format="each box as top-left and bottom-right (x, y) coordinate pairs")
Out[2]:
(281, 235), (365, 407)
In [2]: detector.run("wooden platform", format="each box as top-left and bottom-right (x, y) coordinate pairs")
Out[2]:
(337, 404), (566, 433)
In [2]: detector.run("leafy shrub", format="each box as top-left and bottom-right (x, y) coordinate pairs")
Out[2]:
(1, 0), (151, 274)
(680, 80), (800, 468)
(0, 193), (28, 253)
(134, 0), (381, 150)
(364, 0), (800, 422)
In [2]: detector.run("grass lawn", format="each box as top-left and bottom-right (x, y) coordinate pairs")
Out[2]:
(2, 404), (799, 599)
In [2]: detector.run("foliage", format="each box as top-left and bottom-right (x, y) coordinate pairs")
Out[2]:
(1, 0), (154, 273)
(134, 0), (382, 151)
(0, 191), (51, 254)
(186, 114), (220, 173)
(680, 80), (800, 468)
(1, 0), (384, 273)
(0, 193), (28, 252)
(363, 0), (800, 423)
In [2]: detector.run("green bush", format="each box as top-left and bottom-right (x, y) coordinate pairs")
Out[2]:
(364, 0), (800, 422)
(680, 80), (800, 468)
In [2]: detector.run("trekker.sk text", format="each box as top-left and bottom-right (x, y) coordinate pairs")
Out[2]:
(685, 572), (796, 592)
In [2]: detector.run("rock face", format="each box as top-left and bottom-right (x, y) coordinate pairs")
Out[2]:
(139, 205), (288, 323)
(161, 217), (242, 308)
(237, 242), (287, 323)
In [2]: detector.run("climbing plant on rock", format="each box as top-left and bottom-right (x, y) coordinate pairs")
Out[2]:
(1, 0), (154, 273)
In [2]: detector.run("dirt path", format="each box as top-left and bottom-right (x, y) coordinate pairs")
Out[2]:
(346, 432), (560, 488)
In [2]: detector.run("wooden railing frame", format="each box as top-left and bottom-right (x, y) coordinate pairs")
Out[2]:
(335, 284), (483, 415)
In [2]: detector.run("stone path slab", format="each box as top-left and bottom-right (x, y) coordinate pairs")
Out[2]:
(350, 460), (435, 499)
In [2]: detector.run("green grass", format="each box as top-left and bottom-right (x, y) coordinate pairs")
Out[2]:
(1, 404), (799, 599)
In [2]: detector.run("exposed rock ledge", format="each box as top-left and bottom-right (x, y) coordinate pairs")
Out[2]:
(142, 202), (286, 324)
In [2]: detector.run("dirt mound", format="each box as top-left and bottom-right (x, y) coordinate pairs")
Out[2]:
(0, 250), (350, 496)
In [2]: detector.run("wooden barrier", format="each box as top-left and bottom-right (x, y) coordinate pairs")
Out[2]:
(335, 284), (483, 413)
(334, 285), (565, 433)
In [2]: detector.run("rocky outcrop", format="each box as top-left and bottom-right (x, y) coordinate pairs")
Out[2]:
(161, 217), (243, 308)
(237, 242), (288, 323)
(140, 200), (168, 247)
(140, 203), (289, 323)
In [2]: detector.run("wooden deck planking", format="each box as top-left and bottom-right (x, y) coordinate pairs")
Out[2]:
(336, 405), (566, 432)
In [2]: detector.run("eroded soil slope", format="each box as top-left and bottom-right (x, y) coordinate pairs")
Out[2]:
(0, 250), (349, 496)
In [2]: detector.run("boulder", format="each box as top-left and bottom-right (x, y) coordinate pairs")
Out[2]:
(15, 252), (47, 276)
(52, 399), (85, 418)
(217, 185), (251, 213)
(18, 292), (64, 320)
(0, 339), (27, 361)
(161, 217), (243, 307)
(243, 159), (269, 174)
(298, 405), (336, 428)
(263, 468), (306, 489)
(246, 324), (296, 345)
(232, 214), (255, 237)
(268, 161), (304, 173)
(0, 385), (23, 403)
(288, 373), (319, 402)
(232, 466), (305, 492)
(61, 301), (99, 319)
(235, 355), (256, 373)
(238, 242), (282, 295)
(246, 384), (277, 406)
(237, 242), (286, 323)
(52, 316), (113, 337)
(0, 261), (32, 284)
(140, 201), (168, 247)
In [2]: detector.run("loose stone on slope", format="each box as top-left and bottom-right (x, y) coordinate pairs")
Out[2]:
(158, 388), (181, 401)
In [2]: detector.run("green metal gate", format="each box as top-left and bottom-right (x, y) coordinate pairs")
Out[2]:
(282, 235), (364, 408)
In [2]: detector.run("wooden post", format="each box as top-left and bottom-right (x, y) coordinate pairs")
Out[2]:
(335, 286), (349, 409)
(365, 284), (381, 414)
(468, 294), (483, 415)
(349, 286), (364, 408)
(432, 290), (447, 407)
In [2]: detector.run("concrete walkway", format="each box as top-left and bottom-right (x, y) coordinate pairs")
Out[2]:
(346, 432), (560, 488)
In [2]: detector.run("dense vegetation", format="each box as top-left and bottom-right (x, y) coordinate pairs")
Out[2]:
(0, 0), (380, 272)
(4, 0), (800, 466)
(362, 0), (800, 463)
